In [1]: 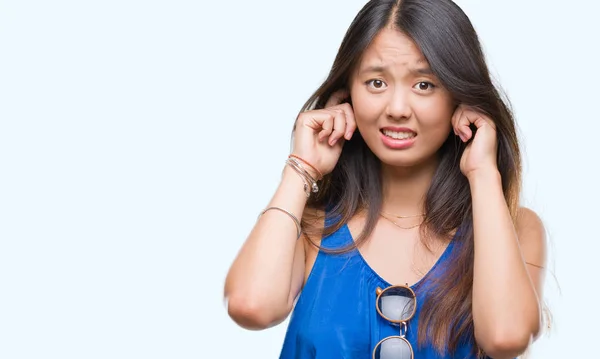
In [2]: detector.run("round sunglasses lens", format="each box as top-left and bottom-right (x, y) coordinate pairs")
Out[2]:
(377, 286), (416, 322)
(373, 337), (412, 359)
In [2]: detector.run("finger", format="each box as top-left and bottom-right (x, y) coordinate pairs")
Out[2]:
(459, 114), (474, 141)
(451, 105), (464, 127)
(318, 116), (334, 142)
(332, 103), (356, 140)
(455, 107), (477, 142)
(324, 89), (349, 109)
(328, 110), (347, 146)
(300, 111), (333, 132)
(451, 106), (468, 142)
(473, 115), (496, 131)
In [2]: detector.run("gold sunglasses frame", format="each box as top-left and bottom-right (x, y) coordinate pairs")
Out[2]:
(372, 285), (417, 359)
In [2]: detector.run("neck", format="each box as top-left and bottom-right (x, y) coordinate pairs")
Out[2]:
(380, 157), (439, 216)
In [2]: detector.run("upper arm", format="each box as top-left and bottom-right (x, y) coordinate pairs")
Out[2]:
(287, 233), (306, 307)
(287, 208), (325, 308)
(515, 207), (547, 304)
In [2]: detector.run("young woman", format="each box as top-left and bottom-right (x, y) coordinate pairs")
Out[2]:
(224, 0), (546, 358)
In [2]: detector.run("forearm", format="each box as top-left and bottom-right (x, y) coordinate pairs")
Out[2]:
(469, 170), (540, 356)
(224, 166), (308, 326)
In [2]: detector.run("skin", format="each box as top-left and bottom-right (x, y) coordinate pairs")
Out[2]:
(349, 27), (456, 218)
(224, 28), (546, 359)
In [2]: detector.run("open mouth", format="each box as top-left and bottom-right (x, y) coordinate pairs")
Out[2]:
(381, 129), (417, 140)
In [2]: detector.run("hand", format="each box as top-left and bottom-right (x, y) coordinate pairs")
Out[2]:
(452, 104), (499, 179)
(291, 90), (357, 176)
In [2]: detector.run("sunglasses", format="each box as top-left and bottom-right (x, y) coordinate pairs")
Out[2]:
(373, 285), (417, 359)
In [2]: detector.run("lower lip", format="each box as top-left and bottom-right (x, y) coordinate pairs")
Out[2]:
(380, 131), (417, 149)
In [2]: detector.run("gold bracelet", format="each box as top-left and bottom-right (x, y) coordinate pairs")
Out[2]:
(258, 207), (302, 240)
(288, 154), (323, 180)
(286, 159), (311, 197)
(286, 158), (319, 195)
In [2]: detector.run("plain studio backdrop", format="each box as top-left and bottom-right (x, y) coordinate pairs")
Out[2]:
(0, 0), (598, 358)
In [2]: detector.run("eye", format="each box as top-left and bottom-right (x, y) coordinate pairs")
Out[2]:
(366, 79), (387, 90)
(414, 81), (436, 92)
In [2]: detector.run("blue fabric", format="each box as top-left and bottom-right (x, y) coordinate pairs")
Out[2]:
(279, 220), (490, 359)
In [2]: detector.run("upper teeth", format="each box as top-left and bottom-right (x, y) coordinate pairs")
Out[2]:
(383, 130), (415, 140)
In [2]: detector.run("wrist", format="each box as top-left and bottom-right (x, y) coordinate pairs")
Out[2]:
(268, 166), (310, 216)
(288, 154), (322, 180)
(467, 168), (502, 188)
(280, 166), (313, 199)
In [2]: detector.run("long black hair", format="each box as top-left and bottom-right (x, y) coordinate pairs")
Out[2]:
(296, 0), (521, 356)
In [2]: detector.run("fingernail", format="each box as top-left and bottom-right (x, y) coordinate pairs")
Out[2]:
(345, 132), (352, 140)
(330, 138), (338, 146)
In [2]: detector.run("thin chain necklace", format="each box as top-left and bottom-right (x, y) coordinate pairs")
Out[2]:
(380, 213), (423, 230)
(381, 210), (426, 219)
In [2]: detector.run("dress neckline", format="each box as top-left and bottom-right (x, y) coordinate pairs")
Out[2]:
(342, 223), (458, 289)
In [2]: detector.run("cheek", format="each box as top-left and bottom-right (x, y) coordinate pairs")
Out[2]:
(415, 101), (454, 134)
(350, 89), (385, 129)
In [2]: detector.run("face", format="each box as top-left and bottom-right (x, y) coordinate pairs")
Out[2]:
(350, 29), (456, 169)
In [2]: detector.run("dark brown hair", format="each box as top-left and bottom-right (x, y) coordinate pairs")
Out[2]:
(295, 0), (521, 356)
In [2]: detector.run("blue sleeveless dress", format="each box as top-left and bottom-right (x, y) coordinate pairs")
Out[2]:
(279, 221), (491, 359)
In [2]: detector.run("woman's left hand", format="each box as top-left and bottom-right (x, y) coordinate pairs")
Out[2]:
(452, 104), (499, 179)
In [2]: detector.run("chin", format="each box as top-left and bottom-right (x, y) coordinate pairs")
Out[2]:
(374, 148), (439, 170)
(379, 156), (423, 169)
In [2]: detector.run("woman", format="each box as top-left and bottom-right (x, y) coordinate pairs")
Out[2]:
(224, 0), (546, 358)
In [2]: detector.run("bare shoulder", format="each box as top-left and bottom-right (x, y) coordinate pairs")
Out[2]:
(516, 207), (546, 240)
(515, 207), (547, 269)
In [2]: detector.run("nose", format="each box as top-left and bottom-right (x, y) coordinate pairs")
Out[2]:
(385, 88), (412, 122)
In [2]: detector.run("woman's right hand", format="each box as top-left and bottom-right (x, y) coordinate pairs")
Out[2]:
(291, 90), (357, 176)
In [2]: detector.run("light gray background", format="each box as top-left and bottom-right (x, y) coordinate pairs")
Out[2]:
(1, 0), (598, 358)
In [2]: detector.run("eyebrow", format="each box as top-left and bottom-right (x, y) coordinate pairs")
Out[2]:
(360, 64), (434, 76)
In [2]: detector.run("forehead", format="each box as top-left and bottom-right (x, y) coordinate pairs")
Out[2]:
(359, 29), (427, 69)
